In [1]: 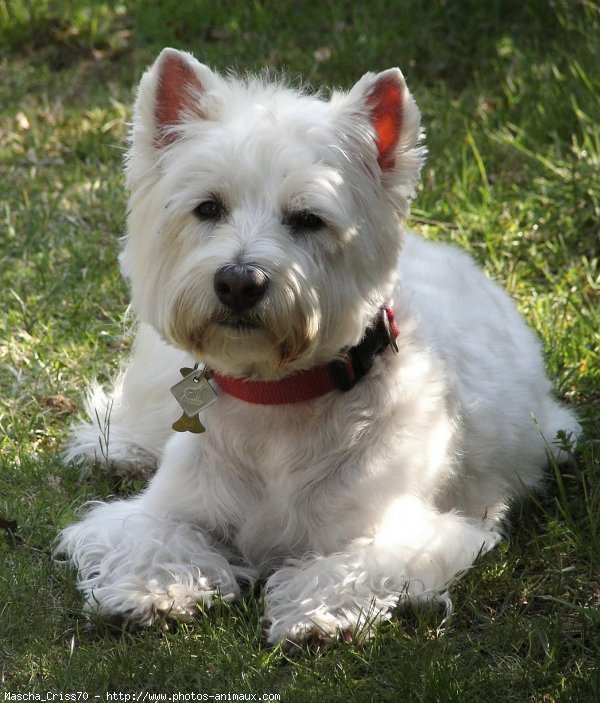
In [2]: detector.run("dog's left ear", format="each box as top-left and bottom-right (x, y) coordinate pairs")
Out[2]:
(338, 68), (424, 187)
(364, 69), (405, 172)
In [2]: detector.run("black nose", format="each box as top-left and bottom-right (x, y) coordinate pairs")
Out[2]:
(214, 264), (269, 312)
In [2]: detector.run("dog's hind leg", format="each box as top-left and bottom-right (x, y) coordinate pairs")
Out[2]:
(264, 496), (501, 646)
(63, 322), (191, 480)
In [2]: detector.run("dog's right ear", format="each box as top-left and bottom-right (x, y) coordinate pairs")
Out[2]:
(133, 48), (217, 150)
(153, 49), (205, 147)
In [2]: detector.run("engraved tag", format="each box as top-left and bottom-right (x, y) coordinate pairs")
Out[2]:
(170, 365), (217, 433)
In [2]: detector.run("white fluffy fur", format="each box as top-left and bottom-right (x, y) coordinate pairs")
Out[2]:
(57, 49), (580, 645)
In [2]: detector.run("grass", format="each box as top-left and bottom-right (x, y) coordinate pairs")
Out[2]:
(1, 0), (599, 700)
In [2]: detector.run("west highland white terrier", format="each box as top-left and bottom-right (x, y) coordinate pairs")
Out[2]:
(57, 48), (580, 645)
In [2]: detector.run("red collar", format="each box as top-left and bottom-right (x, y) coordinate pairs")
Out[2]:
(212, 306), (399, 405)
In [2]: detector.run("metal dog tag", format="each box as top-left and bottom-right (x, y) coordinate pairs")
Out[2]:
(170, 365), (217, 433)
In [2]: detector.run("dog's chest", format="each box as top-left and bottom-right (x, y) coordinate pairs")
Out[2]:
(205, 393), (390, 560)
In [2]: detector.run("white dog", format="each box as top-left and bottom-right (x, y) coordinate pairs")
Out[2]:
(57, 48), (580, 645)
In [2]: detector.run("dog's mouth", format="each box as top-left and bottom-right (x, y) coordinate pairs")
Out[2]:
(218, 314), (262, 332)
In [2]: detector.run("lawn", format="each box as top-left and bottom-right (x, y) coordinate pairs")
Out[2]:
(1, 0), (599, 700)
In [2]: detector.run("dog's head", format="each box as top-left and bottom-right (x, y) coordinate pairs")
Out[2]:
(120, 49), (424, 378)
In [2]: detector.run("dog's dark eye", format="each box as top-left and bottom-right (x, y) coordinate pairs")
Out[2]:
(194, 199), (224, 221)
(284, 210), (326, 233)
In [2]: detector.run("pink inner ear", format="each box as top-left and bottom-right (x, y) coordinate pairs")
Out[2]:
(367, 76), (403, 172)
(155, 53), (204, 146)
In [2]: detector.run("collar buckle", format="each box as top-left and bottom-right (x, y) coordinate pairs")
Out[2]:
(381, 307), (399, 354)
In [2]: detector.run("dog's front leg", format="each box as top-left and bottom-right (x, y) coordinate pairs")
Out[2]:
(56, 495), (250, 627)
(57, 434), (255, 627)
(264, 496), (501, 646)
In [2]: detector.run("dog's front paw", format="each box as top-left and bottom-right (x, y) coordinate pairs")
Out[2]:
(145, 577), (225, 623)
(84, 573), (235, 630)
(265, 608), (380, 649)
(56, 500), (246, 629)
